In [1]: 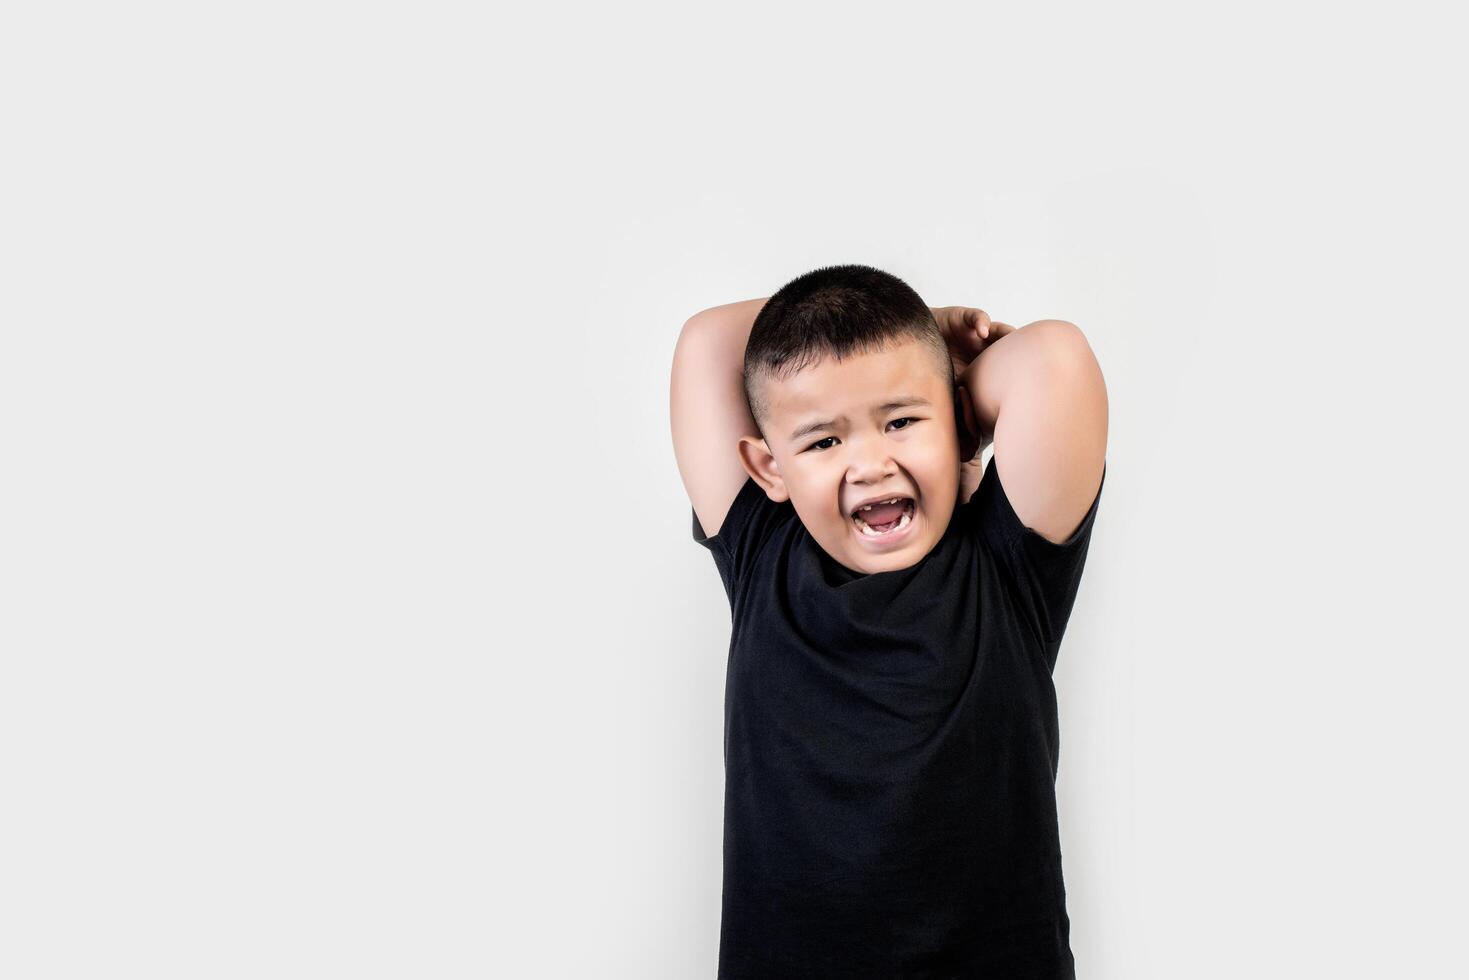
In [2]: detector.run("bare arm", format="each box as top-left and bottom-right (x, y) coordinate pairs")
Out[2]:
(669, 298), (770, 540)
(958, 320), (1108, 544)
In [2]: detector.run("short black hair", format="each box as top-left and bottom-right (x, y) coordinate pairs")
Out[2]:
(743, 263), (952, 438)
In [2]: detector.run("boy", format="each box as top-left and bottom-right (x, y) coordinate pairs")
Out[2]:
(669, 264), (1108, 978)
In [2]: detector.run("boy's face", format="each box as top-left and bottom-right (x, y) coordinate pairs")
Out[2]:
(739, 336), (965, 576)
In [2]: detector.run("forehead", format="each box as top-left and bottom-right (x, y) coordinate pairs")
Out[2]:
(765, 337), (946, 426)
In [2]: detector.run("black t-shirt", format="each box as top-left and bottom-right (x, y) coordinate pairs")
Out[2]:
(692, 454), (1106, 979)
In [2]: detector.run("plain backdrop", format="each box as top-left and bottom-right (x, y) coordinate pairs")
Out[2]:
(3, 2), (1465, 977)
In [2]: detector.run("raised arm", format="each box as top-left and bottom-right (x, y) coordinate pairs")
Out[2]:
(669, 298), (770, 540)
(958, 320), (1108, 544)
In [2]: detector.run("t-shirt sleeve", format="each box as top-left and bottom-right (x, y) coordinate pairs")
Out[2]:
(691, 476), (789, 605)
(964, 452), (1106, 658)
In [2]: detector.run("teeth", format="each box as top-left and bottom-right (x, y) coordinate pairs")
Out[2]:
(856, 508), (912, 536)
(857, 497), (905, 513)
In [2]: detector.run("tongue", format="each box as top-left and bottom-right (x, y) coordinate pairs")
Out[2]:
(857, 500), (907, 527)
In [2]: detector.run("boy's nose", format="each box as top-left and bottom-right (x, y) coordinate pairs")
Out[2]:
(847, 454), (897, 486)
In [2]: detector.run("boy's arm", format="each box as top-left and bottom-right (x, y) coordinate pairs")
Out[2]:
(670, 298), (770, 540)
(958, 320), (1108, 545)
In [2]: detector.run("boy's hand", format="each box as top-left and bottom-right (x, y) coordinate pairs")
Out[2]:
(932, 307), (1012, 505)
(930, 306), (1017, 378)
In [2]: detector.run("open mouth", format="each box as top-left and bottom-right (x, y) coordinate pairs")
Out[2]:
(850, 497), (915, 537)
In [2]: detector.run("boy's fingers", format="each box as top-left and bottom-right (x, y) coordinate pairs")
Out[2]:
(960, 309), (991, 342)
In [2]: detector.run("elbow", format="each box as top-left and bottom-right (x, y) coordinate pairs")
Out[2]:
(1024, 319), (1100, 375)
(680, 309), (712, 339)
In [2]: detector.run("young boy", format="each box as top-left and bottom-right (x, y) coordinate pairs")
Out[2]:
(670, 264), (1108, 978)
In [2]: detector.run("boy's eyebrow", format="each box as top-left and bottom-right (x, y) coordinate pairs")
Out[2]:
(788, 396), (933, 442)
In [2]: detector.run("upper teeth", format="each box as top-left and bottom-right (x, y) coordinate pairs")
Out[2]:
(857, 497), (904, 512)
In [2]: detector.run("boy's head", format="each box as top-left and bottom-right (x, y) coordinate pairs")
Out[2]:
(738, 264), (976, 576)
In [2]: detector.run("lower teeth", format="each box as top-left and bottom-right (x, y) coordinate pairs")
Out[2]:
(857, 509), (912, 536)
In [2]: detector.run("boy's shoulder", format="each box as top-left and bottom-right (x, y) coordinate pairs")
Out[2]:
(690, 473), (796, 605)
(692, 453), (1105, 661)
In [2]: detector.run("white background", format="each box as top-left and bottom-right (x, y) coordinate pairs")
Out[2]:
(3, 2), (1465, 977)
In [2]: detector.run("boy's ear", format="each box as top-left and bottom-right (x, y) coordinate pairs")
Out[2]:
(954, 387), (981, 463)
(737, 435), (790, 502)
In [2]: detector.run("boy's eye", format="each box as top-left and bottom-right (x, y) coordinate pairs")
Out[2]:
(804, 418), (921, 452)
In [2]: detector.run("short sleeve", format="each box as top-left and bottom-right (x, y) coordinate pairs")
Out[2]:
(691, 476), (792, 605)
(964, 453), (1106, 657)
